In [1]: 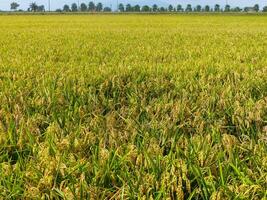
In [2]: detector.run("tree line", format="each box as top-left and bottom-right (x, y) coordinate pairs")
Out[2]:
(9, 1), (267, 13)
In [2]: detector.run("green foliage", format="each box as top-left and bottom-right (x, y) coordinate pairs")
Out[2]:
(177, 4), (183, 12)
(224, 5), (230, 12)
(142, 5), (150, 12)
(205, 5), (210, 12)
(0, 14), (266, 199)
(63, 4), (70, 12)
(88, 1), (95, 12)
(186, 4), (192, 12)
(96, 3), (103, 12)
(28, 2), (38, 12)
(80, 3), (87, 12)
(196, 5), (202, 12)
(168, 5), (173, 12)
(214, 4), (220, 12)
(118, 3), (125, 12)
(71, 3), (78, 12)
(10, 2), (20, 11)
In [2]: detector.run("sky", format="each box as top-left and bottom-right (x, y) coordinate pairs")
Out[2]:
(0, 0), (265, 11)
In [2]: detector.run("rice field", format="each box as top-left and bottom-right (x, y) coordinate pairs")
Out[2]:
(0, 14), (267, 199)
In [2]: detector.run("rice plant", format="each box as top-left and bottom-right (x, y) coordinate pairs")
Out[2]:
(0, 14), (266, 199)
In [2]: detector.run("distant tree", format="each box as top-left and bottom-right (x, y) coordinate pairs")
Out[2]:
(196, 5), (201, 12)
(55, 8), (62, 12)
(152, 4), (158, 11)
(63, 4), (70, 12)
(71, 3), (78, 12)
(118, 3), (124, 12)
(29, 2), (38, 12)
(88, 2), (95, 11)
(103, 6), (111, 12)
(204, 5), (210, 12)
(244, 7), (249, 12)
(233, 7), (242, 12)
(263, 6), (267, 12)
(10, 2), (20, 11)
(254, 4), (259, 12)
(125, 4), (132, 12)
(224, 4), (230, 12)
(177, 4), (183, 12)
(168, 5), (173, 12)
(159, 7), (165, 12)
(133, 5), (140, 12)
(142, 5), (150, 12)
(38, 5), (45, 11)
(96, 3), (103, 11)
(80, 3), (87, 11)
(185, 4), (192, 12)
(214, 4), (220, 12)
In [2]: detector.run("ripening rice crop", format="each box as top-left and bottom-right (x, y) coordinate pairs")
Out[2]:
(0, 14), (266, 199)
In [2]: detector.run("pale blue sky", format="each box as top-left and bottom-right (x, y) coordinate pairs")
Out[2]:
(0, 0), (265, 10)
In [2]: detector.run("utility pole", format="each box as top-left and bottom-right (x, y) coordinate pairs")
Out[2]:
(117, 0), (118, 12)
(48, 0), (50, 11)
(94, 0), (96, 12)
